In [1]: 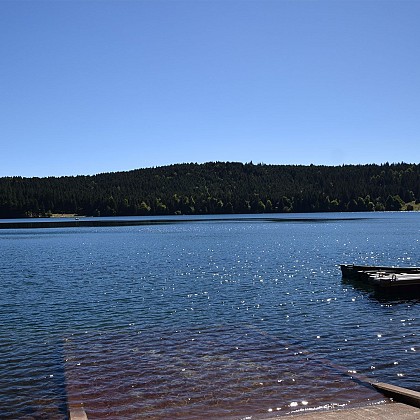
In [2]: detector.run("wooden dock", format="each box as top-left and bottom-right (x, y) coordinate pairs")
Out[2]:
(340, 264), (420, 289)
(365, 272), (420, 288)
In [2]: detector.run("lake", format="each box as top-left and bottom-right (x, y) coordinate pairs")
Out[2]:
(0, 212), (419, 419)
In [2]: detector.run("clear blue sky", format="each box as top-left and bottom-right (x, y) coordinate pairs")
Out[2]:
(1, 0), (419, 177)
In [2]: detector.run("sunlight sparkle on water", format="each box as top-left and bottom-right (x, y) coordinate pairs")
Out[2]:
(1, 213), (419, 419)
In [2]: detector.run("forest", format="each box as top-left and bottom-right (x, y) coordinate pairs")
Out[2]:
(0, 162), (419, 218)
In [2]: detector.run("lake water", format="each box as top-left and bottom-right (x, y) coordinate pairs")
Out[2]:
(0, 212), (419, 419)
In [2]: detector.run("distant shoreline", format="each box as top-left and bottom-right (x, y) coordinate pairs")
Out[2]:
(0, 213), (414, 230)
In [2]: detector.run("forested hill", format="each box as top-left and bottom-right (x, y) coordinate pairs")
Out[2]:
(0, 162), (419, 218)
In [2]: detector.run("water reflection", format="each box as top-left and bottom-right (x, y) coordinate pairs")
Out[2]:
(342, 278), (420, 304)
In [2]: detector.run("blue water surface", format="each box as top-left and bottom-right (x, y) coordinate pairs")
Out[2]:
(0, 212), (419, 419)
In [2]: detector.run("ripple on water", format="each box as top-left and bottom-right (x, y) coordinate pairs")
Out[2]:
(1, 214), (419, 418)
(62, 326), (387, 419)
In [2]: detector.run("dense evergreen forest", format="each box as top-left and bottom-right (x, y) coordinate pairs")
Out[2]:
(0, 162), (419, 218)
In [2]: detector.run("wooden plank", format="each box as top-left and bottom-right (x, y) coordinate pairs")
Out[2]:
(372, 382), (420, 408)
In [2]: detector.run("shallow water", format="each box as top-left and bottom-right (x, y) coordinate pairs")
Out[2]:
(0, 213), (419, 419)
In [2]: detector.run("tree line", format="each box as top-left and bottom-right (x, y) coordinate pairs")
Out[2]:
(0, 162), (419, 218)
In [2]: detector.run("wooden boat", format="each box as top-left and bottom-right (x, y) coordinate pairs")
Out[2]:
(340, 264), (420, 289)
